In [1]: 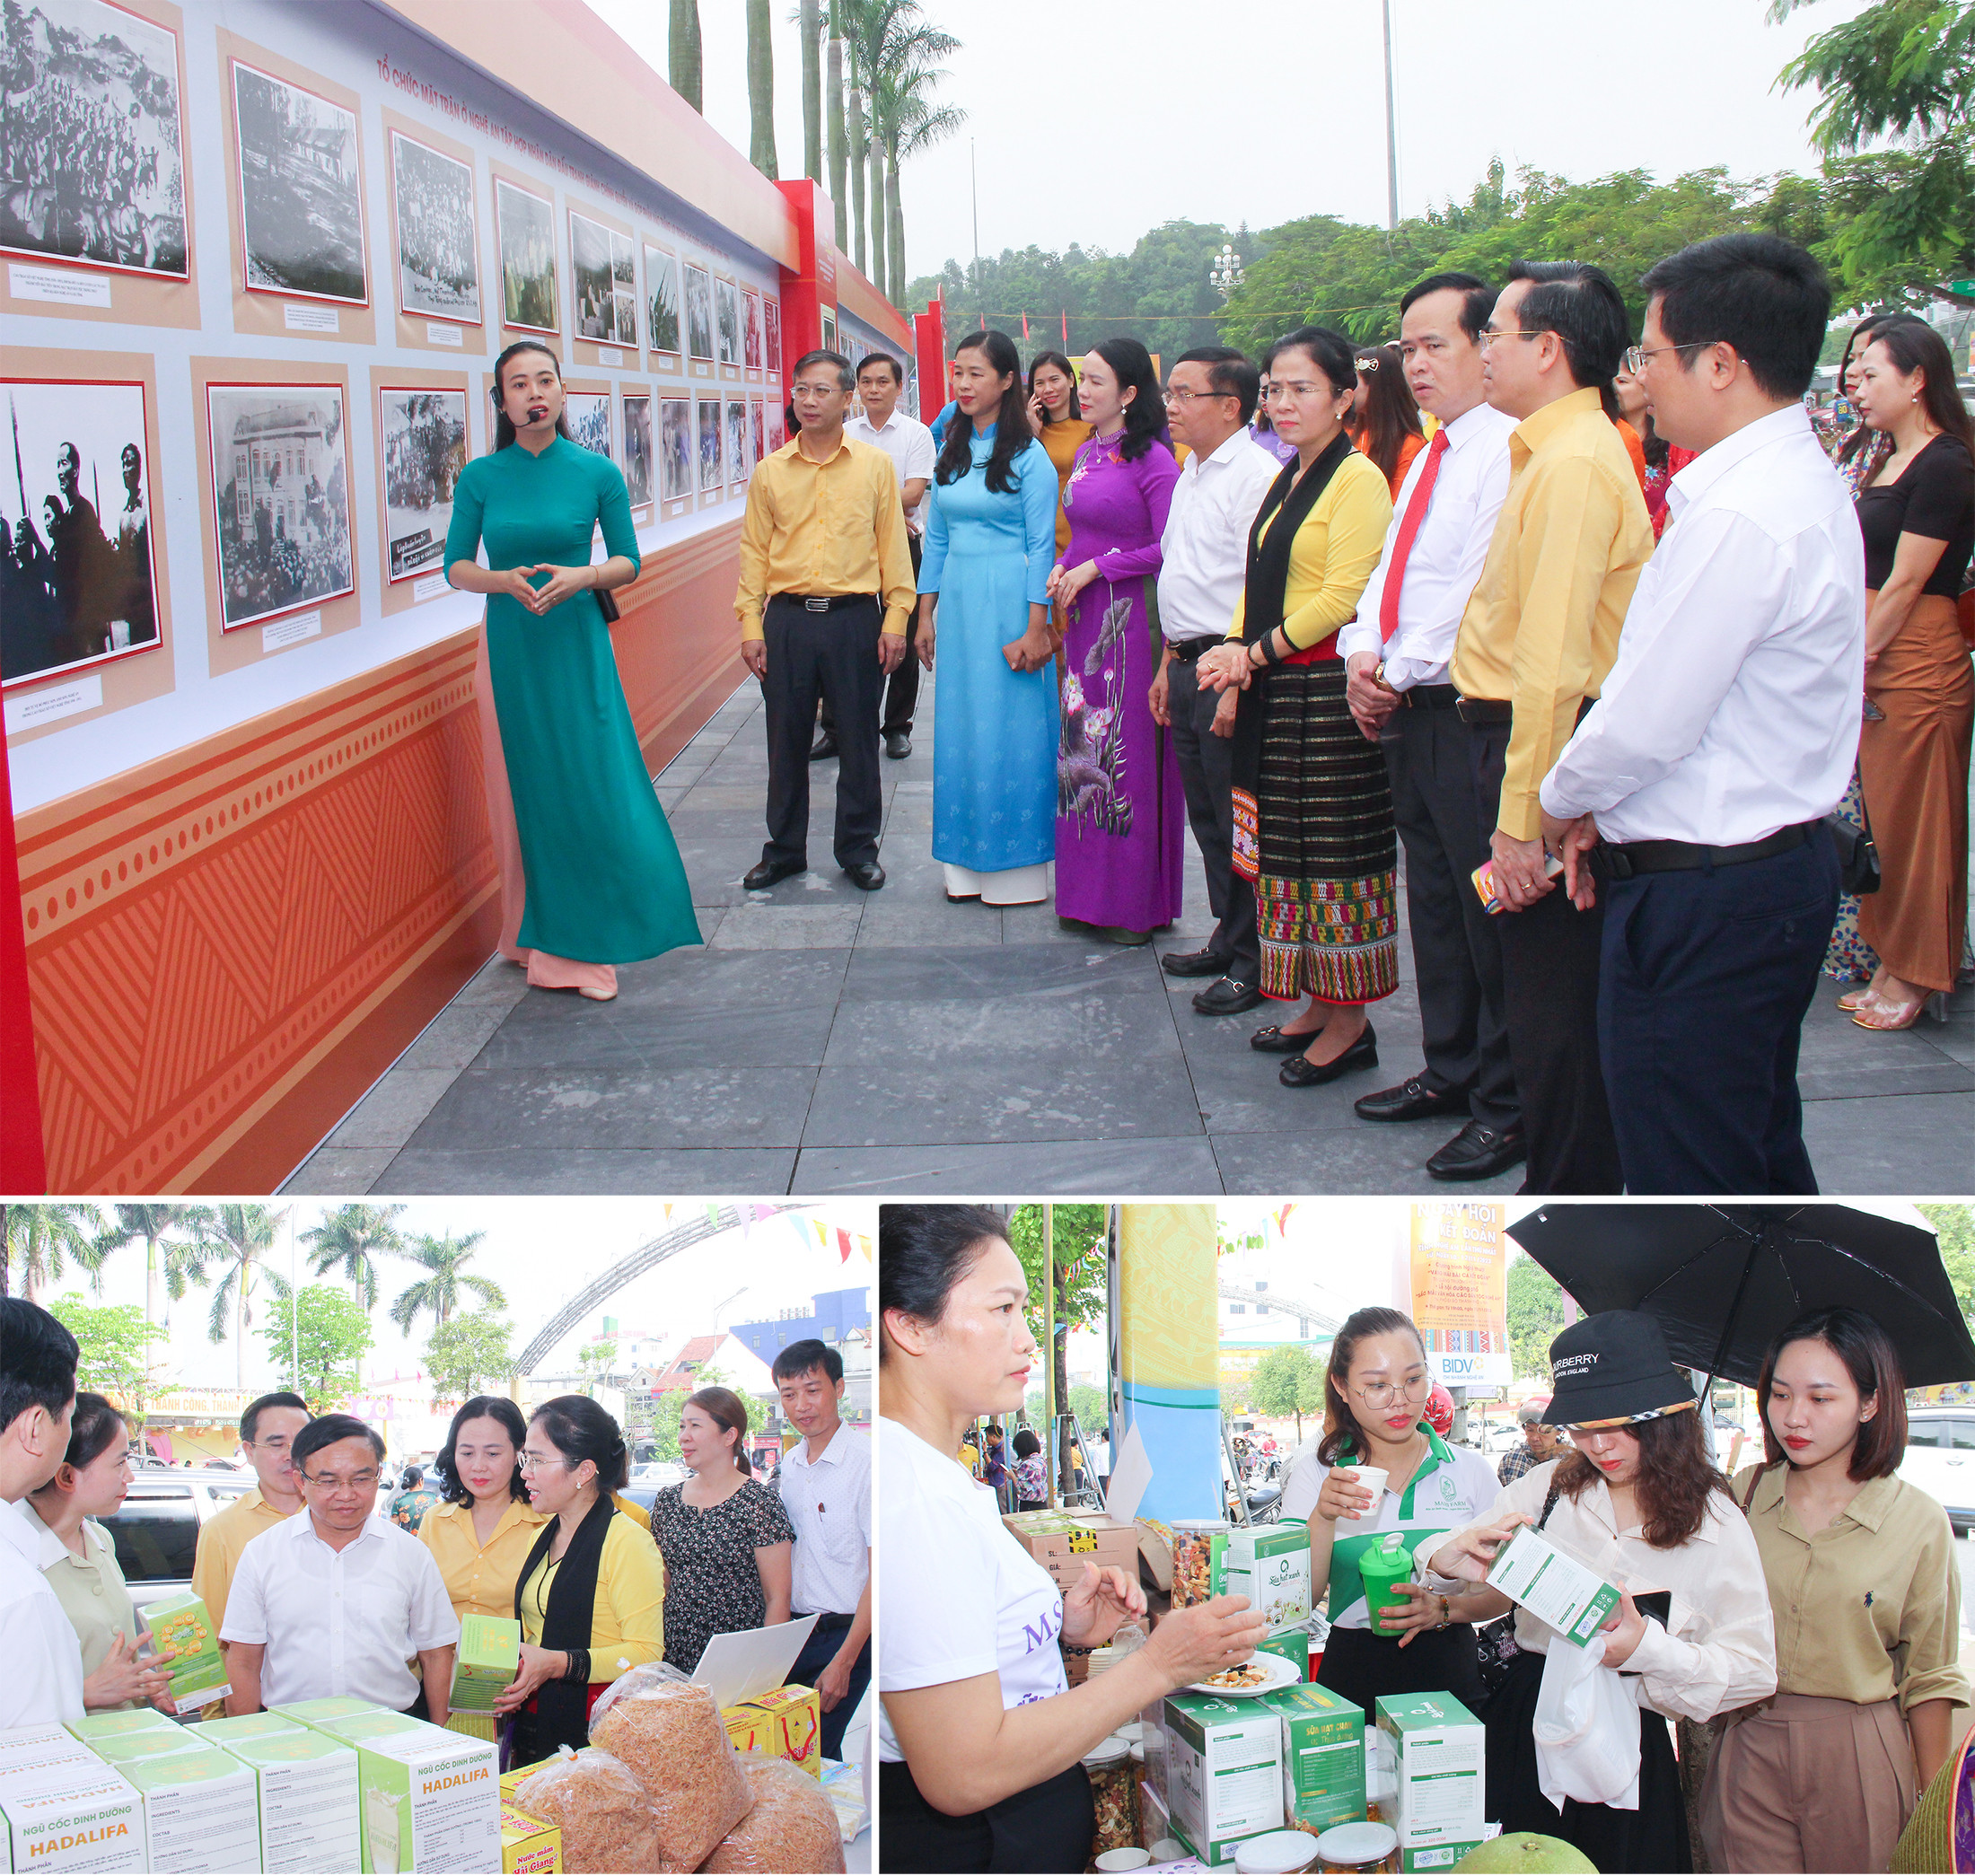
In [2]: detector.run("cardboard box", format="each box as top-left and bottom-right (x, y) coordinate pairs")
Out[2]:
(451, 1616), (521, 1716)
(0, 1765), (145, 1873)
(1400, 1843), (1483, 1872)
(140, 1593), (231, 1718)
(190, 1714), (308, 1748)
(347, 1730), (498, 1873)
(63, 1714), (176, 1748)
(1485, 1524), (1623, 1647)
(224, 1730), (361, 1875)
(1163, 1692), (1285, 1868)
(312, 1713), (438, 1746)
(722, 1684), (821, 1777)
(118, 1746), (261, 1873)
(1000, 1511), (1138, 1592)
(1254, 1629), (1308, 1681)
(1212, 1526), (1312, 1635)
(499, 1802), (561, 1874)
(0, 1728), (82, 1767)
(268, 1701), (383, 1729)
(1260, 1684), (1365, 1833)
(1374, 1695), (1485, 1857)
(85, 1731), (206, 1767)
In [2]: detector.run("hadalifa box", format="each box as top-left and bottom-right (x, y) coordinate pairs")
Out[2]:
(224, 1729), (362, 1875)
(0, 1763), (145, 1875)
(141, 1592), (231, 1717)
(117, 1745), (262, 1874)
(345, 1730), (498, 1873)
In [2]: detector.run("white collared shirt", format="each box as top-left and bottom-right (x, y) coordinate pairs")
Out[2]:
(1540, 403), (1865, 845)
(1157, 427), (1284, 642)
(222, 1509), (460, 1712)
(1339, 400), (1517, 688)
(846, 408), (937, 536)
(0, 1497), (85, 1726)
(777, 1421), (872, 1618)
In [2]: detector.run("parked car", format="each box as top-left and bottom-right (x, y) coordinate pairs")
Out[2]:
(96, 1467), (260, 1613)
(1899, 1408), (1975, 1538)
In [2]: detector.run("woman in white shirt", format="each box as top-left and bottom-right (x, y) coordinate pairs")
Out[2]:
(880, 1205), (1269, 1872)
(1419, 1311), (1777, 1874)
(1278, 1307), (1510, 1719)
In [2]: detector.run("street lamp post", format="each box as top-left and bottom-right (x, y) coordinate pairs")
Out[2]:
(1382, 0), (1400, 231)
(1211, 243), (1244, 301)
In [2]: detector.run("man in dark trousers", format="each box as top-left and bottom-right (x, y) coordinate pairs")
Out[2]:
(736, 350), (916, 892)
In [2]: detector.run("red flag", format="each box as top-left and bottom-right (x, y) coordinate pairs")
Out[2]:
(1061, 310), (1068, 346)
(837, 1228), (853, 1263)
(1021, 311), (1030, 340)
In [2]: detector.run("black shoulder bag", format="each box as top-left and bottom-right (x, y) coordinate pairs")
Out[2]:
(1473, 1481), (1562, 1700)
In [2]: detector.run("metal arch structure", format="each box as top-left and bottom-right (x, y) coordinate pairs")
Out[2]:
(1216, 1281), (1343, 1337)
(512, 1205), (800, 1378)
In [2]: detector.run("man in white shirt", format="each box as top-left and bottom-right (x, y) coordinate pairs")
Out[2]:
(773, 1339), (872, 1762)
(1341, 275), (1525, 1183)
(222, 1413), (459, 1718)
(816, 351), (935, 761)
(0, 1298), (86, 1726)
(1540, 232), (1860, 1193)
(1153, 347), (1282, 1014)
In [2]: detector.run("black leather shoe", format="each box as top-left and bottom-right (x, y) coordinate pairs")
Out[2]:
(1250, 1021), (1322, 1053)
(1279, 1024), (1378, 1086)
(1162, 946), (1227, 978)
(884, 730), (912, 759)
(1193, 977), (1263, 1015)
(1426, 1119), (1527, 1181)
(844, 859), (886, 891)
(1355, 1076), (1472, 1125)
(810, 731), (838, 761)
(743, 856), (805, 890)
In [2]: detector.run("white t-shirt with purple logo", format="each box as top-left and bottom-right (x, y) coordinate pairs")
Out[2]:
(878, 1416), (1069, 1762)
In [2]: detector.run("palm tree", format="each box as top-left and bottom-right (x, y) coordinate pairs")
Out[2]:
(884, 75), (962, 305)
(670, 0), (702, 113)
(4, 1204), (104, 1306)
(300, 1204), (408, 1314)
(826, 4), (848, 251)
(864, 13), (961, 306)
(799, 0), (821, 180)
(389, 1231), (506, 1337)
(746, 0), (777, 179)
(189, 1205), (286, 1389)
(95, 1205), (196, 1372)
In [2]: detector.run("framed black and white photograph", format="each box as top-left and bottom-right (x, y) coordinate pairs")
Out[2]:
(644, 243), (680, 357)
(697, 397), (722, 494)
(659, 397), (691, 502)
(621, 392), (652, 512)
(715, 276), (740, 368)
(390, 130), (478, 325)
(379, 387), (467, 583)
(725, 396), (749, 492)
(764, 298), (782, 374)
(232, 60), (366, 305)
(1, 378), (162, 688)
(496, 177), (557, 335)
(206, 381), (353, 630)
(566, 390), (610, 460)
(743, 289), (763, 372)
(0, 0), (188, 279)
(570, 211), (635, 348)
(684, 261), (714, 363)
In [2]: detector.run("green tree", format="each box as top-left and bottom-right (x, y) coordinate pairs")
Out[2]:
(300, 1204), (408, 1315)
(1506, 1255), (1568, 1383)
(48, 1292), (166, 1424)
(826, 4), (848, 253)
(875, 41), (964, 306)
(93, 1205), (197, 1366)
(259, 1282), (373, 1414)
(1006, 1205), (1107, 1497)
(799, 0), (822, 182)
(425, 1312), (515, 1407)
(746, 0), (777, 180)
(1919, 1204), (1975, 1328)
(669, 0), (702, 113)
(5, 1204), (105, 1306)
(1247, 1344), (1326, 1441)
(389, 1231), (505, 1337)
(188, 1205), (286, 1389)
(575, 1338), (617, 1398)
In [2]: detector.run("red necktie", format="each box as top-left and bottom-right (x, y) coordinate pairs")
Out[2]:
(1380, 426), (1450, 642)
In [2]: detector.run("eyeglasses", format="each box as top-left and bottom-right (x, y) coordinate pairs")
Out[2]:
(1263, 381), (1335, 403)
(1352, 1374), (1433, 1412)
(1163, 387), (1237, 404)
(1478, 329), (1543, 350)
(302, 1469), (378, 1492)
(248, 1436), (292, 1453)
(517, 1452), (571, 1473)
(1622, 340), (1723, 375)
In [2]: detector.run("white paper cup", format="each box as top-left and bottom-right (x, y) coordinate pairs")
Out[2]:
(1096, 1851), (1153, 1872)
(1337, 1465), (1388, 1521)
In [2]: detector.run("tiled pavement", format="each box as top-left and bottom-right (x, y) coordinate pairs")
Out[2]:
(285, 677), (1975, 1197)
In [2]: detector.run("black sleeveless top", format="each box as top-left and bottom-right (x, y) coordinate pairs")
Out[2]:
(1855, 433), (1974, 596)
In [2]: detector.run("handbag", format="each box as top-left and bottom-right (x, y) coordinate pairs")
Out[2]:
(1474, 1481), (1562, 1698)
(595, 585), (620, 623)
(1824, 779), (1879, 896)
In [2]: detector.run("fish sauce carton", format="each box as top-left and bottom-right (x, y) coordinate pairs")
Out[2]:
(347, 1729), (498, 1873)
(1373, 1694), (1485, 1872)
(499, 1802), (561, 1874)
(0, 1756), (145, 1876)
(118, 1745), (261, 1874)
(140, 1592), (230, 1718)
(1259, 1684), (1365, 1834)
(723, 1684), (823, 1777)
(1163, 1692), (1286, 1868)
(1000, 1510), (1139, 1593)
(1485, 1523), (1623, 1647)
(224, 1730), (361, 1875)
(451, 1615), (521, 1717)
(1210, 1526), (1312, 1635)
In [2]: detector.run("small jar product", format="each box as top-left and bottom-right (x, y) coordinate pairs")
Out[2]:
(1313, 1820), (1400, 1874)
(1083, 1735), (1138, 1864)
(1234, 1828), (1321, 1873)
(1169, 1520), (1231, 1609)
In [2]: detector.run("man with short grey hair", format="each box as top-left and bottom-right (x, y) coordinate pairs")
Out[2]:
(1496, 1401), (1559, 1486)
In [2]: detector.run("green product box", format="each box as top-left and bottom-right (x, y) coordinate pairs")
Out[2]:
(314, 1714), (435, 1746)
(1401, 1842), (1484, 1871)
(0, 1767), (145, 1873)
(1374, 1694), (1486, 1855)
(450, 1616), (521, 1715)
(348, 1731), (498, 1873)
(226, 1731), (362, 1874)
(1485, 1523), (1624, 1647)
(1210, 1525), (1313, 1634)
(64, 1714), (176, 1746)
(88, 1731), (206, 1766)
(141, 1593), (231, 1719)
(1254, 1629), (1308, 1680)
(191, 1715), (307, 1747)
(1260, 1683), (1365, 1832)
(119, 1746), (261, 1873)
(1163, 1692), (1285, 1868)
(269, 1700), (384, 1728)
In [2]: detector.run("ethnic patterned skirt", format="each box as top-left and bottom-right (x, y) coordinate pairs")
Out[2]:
(1253, 659), (1399, 1004)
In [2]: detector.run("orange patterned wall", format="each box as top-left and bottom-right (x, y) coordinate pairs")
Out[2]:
(17, 522), (743, 1195)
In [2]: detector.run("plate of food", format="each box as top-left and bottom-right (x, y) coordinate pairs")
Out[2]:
(1184, 1652), (1302, 1697)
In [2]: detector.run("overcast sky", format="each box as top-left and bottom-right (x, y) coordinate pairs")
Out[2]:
(587, 0), (1864, 284)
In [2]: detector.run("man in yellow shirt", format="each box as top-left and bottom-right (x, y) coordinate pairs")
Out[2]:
(735, 348), (916, 895)
(1451, 261), (1652, 1194)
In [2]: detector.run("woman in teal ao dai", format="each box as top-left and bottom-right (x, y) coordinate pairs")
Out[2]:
(917, 329), (1061, 906)
(446, 342), (699, 1001)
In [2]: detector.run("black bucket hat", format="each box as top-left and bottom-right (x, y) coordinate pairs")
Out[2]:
(1543, 1311), (1697, 1429)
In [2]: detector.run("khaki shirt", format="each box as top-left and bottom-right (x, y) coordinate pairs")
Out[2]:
(189, 1484), (291, 1634)
(417, 1496), (549, 1625)
(1737, 1463), (1968, 1712)
(21, 1503), (142, 1703)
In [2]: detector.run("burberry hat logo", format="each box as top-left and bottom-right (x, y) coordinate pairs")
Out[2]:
(1553, 1352), (1601, 1374)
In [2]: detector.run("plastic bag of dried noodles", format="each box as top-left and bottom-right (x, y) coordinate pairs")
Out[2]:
(588, 1660), (752, 1870)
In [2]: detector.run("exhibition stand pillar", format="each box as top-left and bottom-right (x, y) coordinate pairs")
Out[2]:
(1117, 1204), (1223, 1523)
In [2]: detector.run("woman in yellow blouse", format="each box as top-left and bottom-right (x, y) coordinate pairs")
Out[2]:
(1700, 1306), (1966, 1874)
(1198, 326), (1394, 1085)
(493, 1395), (666, 1764)
(1027, 352), (1093, 549)
(417, 1396), (547, 1738)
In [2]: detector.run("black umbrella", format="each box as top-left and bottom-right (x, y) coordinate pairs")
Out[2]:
(1506, 1204), (1975, 1392)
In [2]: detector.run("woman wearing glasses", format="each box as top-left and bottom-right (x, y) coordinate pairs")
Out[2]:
(1277, 1309), (1507, 1722)
(495, 1395), (666, 1763)
(1418, 1312), (1776, 1873)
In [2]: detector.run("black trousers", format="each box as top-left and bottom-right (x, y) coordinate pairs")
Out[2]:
(1166, 645), (1260, 981)
(881, 1758), (1093, 1873)
(762, 593), (884, 869)
(1381, 697), (1518, 1130)
(787, 1611), (872, 1763)
(1601, 832), (1837, 1194)
(821, 533), (922, 737)
(1469, 716), (1622, 1194)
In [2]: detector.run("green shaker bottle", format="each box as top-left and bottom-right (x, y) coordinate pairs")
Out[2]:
(1359, 1531), (1415, 1637)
